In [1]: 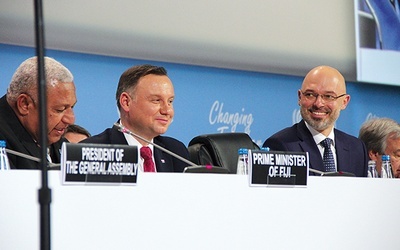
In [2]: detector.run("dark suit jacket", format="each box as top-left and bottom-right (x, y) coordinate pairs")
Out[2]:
(81, 124), (190, 172)
(262, 120), (368, 177)
(0, 95), (64, 169)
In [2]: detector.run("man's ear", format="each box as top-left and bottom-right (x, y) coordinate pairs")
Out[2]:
(340, 94), (350, 110)
(119, 92), (132, 112)
(297, 90), (302, 106)
(15, 94), (32, 115)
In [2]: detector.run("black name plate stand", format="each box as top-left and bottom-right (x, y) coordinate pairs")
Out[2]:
(61, 143), (138, 185)
(249, 150), (309, 187)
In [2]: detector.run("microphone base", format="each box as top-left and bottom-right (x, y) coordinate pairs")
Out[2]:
(183, 165), (230, 174)
(321, 171), (356, 177)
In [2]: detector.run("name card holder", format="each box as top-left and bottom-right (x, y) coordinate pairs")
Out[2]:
(248, 150), (309, 187)
(61, 143), (138, 185)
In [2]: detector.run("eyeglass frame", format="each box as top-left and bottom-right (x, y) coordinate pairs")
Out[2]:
(300, 91), (347, 102)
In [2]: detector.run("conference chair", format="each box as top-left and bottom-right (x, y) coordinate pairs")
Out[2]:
(188, 133), (259, 174)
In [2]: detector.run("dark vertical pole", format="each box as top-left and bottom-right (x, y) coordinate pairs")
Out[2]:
(34, 0), (51, 249)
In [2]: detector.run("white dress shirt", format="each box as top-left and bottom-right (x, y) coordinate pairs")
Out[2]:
(123, 131), (157, 172)
(304, 122), (337, 171)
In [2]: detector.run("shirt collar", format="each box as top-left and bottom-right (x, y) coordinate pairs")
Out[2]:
(304, 121), (335, 146)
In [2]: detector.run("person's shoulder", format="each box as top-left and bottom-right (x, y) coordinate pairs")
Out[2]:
(268, 122), (300, 139)
(0, 95), (13, 121)
(155, 135), (186, 147)
(0, 94), (7, 103)
(80, 128), (113, 144)
(52, 137), (68, 148)
(155, 135), (189, 161)
(334, 128), (365, 147)
(334, 128), (360, 141)
(263, 122), (304, 148)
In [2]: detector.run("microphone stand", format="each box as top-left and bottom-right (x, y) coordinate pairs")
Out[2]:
(34, 0), (51, 249)
(309, 168), (324, 176)
(5, 148), (60, 169)
(114, 123), (197, 167)
(309, 167), (355, 177)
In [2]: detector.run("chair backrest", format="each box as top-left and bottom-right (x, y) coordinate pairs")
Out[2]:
(188, 133), (259, 174)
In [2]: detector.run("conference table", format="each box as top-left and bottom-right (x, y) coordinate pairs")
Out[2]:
(1, 170), (399, 250)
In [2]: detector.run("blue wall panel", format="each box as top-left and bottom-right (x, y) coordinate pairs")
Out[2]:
(1, 44), (399, 147)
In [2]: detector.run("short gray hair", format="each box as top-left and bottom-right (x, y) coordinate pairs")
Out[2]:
(7, 56), (74, 103)
(359, 118), (400, 154)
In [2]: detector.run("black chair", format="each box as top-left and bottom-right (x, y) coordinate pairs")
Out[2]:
(188, 133), (259, 174)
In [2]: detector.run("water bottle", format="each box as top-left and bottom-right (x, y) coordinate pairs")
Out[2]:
(236, 148), (248, 175)
(380, 155), (393, 178)
(0, 140), (10, 170)
(367, 160), (378, 178)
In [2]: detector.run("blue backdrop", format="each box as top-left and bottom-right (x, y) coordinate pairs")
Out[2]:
(1, 44), (399, 147)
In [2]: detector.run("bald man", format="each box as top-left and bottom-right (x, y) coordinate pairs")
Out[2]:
(263, 66), (368, 177)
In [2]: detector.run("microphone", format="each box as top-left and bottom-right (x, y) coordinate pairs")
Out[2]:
(309, 167), (355, 177)
(309, 168), (324, 175)
(114, 122), (197, 167)
(5, 148), (60, 169)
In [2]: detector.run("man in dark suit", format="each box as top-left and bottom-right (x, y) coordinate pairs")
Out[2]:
(82, 64), (190, 172)
(263, 66), (368, 177)
(0, 56), (76, 169)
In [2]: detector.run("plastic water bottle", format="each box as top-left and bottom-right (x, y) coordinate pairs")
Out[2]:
(0, 140), (10, 170)
(380, 155), (393, 178)
(367, 160), (378, 178)
(236, 148), (248, 175)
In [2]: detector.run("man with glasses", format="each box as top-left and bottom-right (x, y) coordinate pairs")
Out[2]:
(0, 56), (77, 169)
(263, 65), (368, 177)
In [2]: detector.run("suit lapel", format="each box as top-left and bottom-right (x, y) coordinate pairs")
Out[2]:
(297, 121), (324, 172)
(110, 125), (129, 144)
(111, 127), (172, 172)
(14, 124), (41, 159)
(153, 137), (173, 172)
(334, 131), (350, 172)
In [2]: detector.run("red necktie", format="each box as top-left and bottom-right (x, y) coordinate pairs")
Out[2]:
(140, 146), (155, 172)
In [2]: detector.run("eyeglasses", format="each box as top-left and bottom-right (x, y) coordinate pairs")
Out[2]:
(301, 91), (347, 102)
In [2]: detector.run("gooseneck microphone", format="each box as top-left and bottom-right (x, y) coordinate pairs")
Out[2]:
(309, 167), (355, 177)
(114, 122), (197, 167)
(5, 148), (60, 168)
(309, 168), (324, 175)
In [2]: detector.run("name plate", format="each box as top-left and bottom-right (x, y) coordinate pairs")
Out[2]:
(61, 143), (138, 185)
(249, 150), (309, 187)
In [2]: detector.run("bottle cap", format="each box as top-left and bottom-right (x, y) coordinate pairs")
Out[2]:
(0, 140), (6, 147)
(261, 147), (270, 151)
(382, 155), (390, 161)
(368, 160), (376, 166)
(238, 148), (248, 154)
